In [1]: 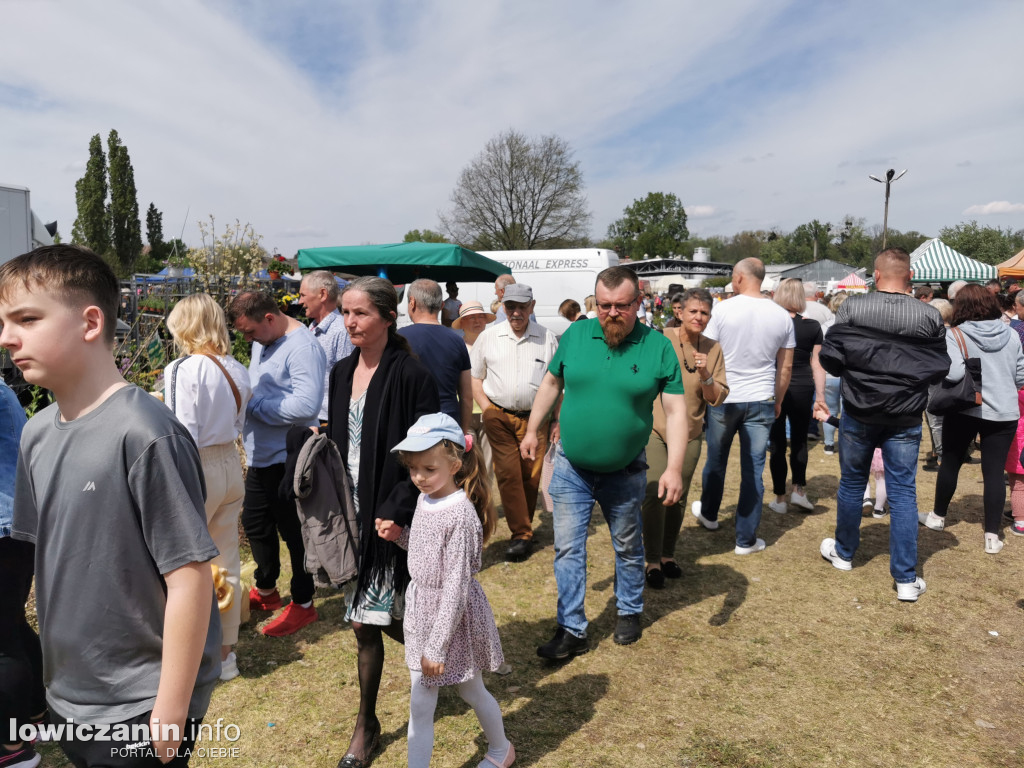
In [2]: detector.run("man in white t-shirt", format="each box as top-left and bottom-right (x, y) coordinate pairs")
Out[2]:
(801, 283), (834, 332)
(691, 258), (795, 554)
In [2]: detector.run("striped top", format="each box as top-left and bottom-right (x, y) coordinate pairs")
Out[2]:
(835, 290), (944, 338)
(470, 320), (559, 411)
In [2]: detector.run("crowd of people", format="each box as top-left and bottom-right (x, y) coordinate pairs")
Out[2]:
(1, 242), (1022, 768)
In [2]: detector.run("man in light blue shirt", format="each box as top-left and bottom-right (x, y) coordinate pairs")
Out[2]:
(298, 270), (353, 423)
(229, 291), (326, 636)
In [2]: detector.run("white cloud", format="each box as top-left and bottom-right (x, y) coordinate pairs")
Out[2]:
(963, 201), (1024, 216)
(1, 0), (1022, 255)
(688, 206), (717, 218)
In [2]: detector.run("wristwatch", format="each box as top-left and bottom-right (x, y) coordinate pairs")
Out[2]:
(701, 376), (714, 386)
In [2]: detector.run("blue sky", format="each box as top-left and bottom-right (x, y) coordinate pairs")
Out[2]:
(2, 0), (1022, 257)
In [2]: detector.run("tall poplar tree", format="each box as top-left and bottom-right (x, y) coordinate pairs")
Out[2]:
(146, 203), (166, 265)
(107, 129), (143, 276)
(70, 134), (110, 256)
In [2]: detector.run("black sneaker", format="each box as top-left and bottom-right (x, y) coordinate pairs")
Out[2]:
(537, 627), (589, 660)
(823, 444), (835, 455)
(613, 613), (643, 645)
(504, 538), (533, 562)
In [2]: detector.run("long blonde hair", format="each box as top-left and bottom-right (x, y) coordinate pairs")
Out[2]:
(166, 294), (231, 356)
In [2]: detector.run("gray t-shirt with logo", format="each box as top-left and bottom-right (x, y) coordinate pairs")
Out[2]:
(12, 385), (221, 723)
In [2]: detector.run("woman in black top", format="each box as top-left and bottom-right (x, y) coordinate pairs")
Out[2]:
(768, 279), (826, 513)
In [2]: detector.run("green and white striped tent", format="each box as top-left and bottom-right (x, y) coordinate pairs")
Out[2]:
(909, 238), (996, 283)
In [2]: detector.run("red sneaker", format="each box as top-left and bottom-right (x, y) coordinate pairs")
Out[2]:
(261, 602), (317, 637)
(248, 586), (282, 612)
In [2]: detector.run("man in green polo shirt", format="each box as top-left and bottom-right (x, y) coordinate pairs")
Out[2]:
(522, 266), (687, 657)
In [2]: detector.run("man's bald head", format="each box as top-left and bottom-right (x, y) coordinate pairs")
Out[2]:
(731, 258), (765, 296)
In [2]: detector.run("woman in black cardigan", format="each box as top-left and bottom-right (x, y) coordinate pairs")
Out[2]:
(326, 276), (440, 768)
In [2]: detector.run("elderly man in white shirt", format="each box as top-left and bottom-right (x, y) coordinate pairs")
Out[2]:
(472, 283), (559, 561)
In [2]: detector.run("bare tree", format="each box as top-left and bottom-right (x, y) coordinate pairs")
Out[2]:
(440, 129), (591, 250)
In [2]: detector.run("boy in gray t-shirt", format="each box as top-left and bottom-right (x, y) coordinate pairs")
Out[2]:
(0, 245), (220, 767)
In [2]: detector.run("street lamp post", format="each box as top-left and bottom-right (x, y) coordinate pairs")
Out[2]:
(868, 168), (907, 250)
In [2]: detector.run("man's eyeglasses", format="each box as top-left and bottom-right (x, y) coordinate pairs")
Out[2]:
(597, 300), (636, 313)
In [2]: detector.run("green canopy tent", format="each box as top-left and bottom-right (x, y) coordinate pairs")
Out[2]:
(908, 238), (997, 283)
(296, 242), (511, 284)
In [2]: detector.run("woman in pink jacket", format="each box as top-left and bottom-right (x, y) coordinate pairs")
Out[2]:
(1004, 388), (1024, 536)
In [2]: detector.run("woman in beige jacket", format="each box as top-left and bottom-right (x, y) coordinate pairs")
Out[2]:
(642, 288), (729, 588)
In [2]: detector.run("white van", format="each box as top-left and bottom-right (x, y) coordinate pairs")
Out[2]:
(396, 248), (619, 336)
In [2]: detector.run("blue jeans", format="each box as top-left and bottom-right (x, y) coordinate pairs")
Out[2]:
(549, 443), (648, 638)
(835, 413), (921, 583)
(823, 376), (842, 446)
(700, 400), (775, 548)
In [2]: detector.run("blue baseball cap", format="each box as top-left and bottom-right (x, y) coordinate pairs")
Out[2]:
(391, 413), (465, 453)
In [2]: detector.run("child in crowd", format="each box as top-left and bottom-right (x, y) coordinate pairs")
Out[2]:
(863, 448), (888, 518)
(377, 413), (514, 768)
(0, 379), (45, 768)
(1004, 388), (1024, 536)
(0, 245), (221, 767)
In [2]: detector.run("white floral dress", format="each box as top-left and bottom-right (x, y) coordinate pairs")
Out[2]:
(399, 489), (504, 687)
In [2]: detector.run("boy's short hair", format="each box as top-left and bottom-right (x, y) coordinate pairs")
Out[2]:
(0, 245), (119, 345)
(227, 291), (281, 324)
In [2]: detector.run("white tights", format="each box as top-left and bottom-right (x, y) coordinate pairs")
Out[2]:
(408, 670), (510, 768)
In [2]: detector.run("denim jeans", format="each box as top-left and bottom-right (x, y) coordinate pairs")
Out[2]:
(549, 443), (648, 638)
(700, 400), (775, 548)
(823, 376), (842, 446)
(835, 413), (921, 583)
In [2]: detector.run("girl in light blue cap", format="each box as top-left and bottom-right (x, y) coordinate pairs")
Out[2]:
(377, 413), (515, 767)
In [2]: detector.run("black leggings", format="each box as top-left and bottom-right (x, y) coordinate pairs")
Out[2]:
(0, 537), (45, 740)
(934, 413), (1016, 534)
(242, 464), (315, 605)
(769, 386), (814, 495)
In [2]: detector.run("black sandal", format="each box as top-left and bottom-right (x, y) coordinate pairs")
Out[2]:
(337, 727), (380, 768)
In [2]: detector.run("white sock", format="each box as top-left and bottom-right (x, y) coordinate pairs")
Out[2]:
(298, 601), (313, 609)
(257, 587), (275, 596)
(408, 671), (439, 768)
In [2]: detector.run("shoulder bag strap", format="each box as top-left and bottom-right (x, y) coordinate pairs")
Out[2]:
(201, 353), (242, 414)
(169, 355), (190, 416)
(951, 327), (970, 360)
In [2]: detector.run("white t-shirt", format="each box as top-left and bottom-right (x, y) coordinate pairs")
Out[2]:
(802, 300), (835, 333)
(704, 294), (796, 403)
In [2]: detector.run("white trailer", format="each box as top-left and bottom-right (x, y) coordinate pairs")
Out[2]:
(0, 183), (54, 265)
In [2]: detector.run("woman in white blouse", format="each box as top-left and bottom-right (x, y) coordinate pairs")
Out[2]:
(165, 294), (252, 681)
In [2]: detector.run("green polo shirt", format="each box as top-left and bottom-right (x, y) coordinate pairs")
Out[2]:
(550, 318), (684, 472)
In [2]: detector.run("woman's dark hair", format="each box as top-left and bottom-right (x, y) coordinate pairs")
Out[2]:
(558, 299), (581, 321)
(951, 283), (1003, 326)
(342, 276), (411, 353)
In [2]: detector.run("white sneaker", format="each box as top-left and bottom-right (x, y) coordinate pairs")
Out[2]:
(872, 506), (888, 519)
(219, 651), (239, 681)
(895, 577), (926, 602)
(985, 536), (1004, 554)
(691, 501), (719, 530)
(734, 538), (766, 555)
(790, 491), (814, 511)
(918, 511), (945, 531)
(819, 538), (852, 571)
(768, 500), (788, 514)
